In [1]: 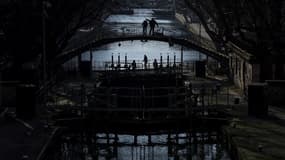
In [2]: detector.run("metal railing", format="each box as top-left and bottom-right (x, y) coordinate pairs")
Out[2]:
(60, 26), (227, 63)
(61, 59), (198, 74)
(47, 84), (246, 116)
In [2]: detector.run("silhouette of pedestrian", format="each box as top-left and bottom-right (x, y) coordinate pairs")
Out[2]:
(149, 18), (158, 36)
(142, 19), (148, 36)
(143, 55), (148, 69)
(131, 60), (136, 70)
(153, 59), (158, 70)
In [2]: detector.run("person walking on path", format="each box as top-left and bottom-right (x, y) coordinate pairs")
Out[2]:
(149, 18), (159, 36)
(142, 19), (148, 36)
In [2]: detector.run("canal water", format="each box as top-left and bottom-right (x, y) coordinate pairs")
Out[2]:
(54, 8), (229, 160)
(46, 131), (231, 160)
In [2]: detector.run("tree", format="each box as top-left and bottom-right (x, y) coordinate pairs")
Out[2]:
(0, 0), (116, 65)
(0, 0), (116, 81)
(183, 0), (285, 57)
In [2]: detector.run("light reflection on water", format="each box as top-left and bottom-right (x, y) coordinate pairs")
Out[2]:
(63, 40), (207, 71)
(51, 132), (231, 160)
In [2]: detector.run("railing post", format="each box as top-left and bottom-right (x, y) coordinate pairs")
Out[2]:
(118, 53), (121, 70)
(160, 53), (163, 69)
(125, 54), (128, 69)
(173, 53), (176, 68)
(167, 53), (170, 68)
(111, 53), (114, 70)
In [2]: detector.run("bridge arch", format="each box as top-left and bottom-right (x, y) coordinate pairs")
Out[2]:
(54, 35), (229, 67)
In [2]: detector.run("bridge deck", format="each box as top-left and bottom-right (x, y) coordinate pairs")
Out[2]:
(55, 15), (228, 67)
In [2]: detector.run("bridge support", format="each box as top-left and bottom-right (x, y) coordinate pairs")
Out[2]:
(78, 54), (92, 77)
(195, 61), (206, 78)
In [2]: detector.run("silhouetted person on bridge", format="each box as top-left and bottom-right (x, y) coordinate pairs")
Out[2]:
(153, 59), (158, 70)
(149, 18), (158, 36)
(131, 60), (136, 70)
(142, 19), (148, 36)
(143, 55), (148, 69)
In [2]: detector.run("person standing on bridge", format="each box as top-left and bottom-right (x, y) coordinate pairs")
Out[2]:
(153, 59), (158, 70)
(132, 60), (136, 70)
(142, 19), (148, 36)
(143, 54), (148, 69)
(149, 18), (159, 36)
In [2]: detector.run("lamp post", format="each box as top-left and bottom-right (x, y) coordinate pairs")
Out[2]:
(42, 1), (47, 85)
(42, 1), (51, 85)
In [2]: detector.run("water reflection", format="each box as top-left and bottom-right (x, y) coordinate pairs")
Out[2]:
(63, 40), (207, 71)
(48, 131), (231, 160)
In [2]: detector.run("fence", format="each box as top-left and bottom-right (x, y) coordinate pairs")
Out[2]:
(62, 25), (224, 63)
(62, 59), (198, 73)
(47, 83), (245, 116)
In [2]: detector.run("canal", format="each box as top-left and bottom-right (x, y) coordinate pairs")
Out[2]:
(62, 40), (213, 71)
(48, 7), (230, 160)
(44, 129), (231, 160)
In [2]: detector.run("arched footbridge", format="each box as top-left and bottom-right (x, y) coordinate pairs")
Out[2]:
(54, 28), (229, 67)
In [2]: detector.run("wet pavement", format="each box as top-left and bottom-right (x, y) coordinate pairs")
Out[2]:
(103, 8), (191, 37)
(65, 8), (193, 51)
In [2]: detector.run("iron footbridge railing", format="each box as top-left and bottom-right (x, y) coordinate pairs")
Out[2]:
(56, 26), (229, 67)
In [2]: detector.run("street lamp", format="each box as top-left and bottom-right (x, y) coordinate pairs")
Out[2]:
(42, 1), (46, 84)
(42, 1), (51, 84)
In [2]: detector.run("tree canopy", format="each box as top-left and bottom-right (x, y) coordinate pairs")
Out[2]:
(0, 0), (116, 64)
(183, 0), (285, 57)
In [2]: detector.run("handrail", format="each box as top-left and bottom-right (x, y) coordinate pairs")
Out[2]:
(58, 27), (228, 64)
